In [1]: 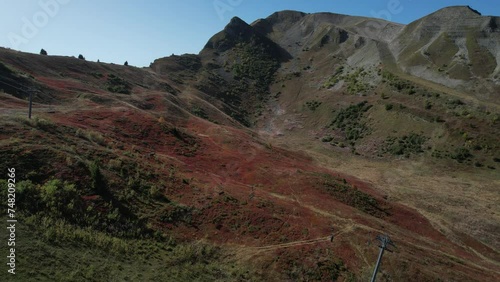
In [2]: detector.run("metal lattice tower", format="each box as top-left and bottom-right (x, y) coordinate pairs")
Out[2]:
(370, 234), (396, 282)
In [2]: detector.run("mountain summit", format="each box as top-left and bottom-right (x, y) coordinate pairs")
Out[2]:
(436, 5), (482, 16)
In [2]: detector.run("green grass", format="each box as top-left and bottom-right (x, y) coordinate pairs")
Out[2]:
(398, 23), (434, 67)
(0, 215), (257, 282)
(282, 253), (351, 281)
(447, 63), (471, 80)
(466, 31), (497, 77)
(426, 33), (458, 67)
(0, 178), (260, 281)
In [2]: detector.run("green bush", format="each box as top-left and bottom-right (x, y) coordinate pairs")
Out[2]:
(40, 179), (85, 220)
(230, 42), (280, 92)
(320, 174), (386, 217)
(321, 136), (334, 142)
(149, 185), (168, 201)
(383, 133), (428, 157)
(330, 101), (372, 142)
(107, 74), (131, 94)
(323, 66), (344, 88)
(451, 148), (472, 163)
(91, 72), (104, 79)
(305, 100), (322, 111)
(22, 116), (56, 131)
(159, 203), (194, 225)
(16, 180), (42, 213)
(382, 70), (416, 94)
(447, 99), (465, 109)
(191, 106), (208, 119)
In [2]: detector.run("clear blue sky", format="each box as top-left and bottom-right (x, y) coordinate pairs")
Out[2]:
(0, 0), (498, 67)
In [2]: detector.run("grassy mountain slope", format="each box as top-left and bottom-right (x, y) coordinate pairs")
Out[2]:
(1, 5), (500, 282)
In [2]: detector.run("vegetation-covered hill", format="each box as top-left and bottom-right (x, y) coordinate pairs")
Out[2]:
(0, 5), (499, 281)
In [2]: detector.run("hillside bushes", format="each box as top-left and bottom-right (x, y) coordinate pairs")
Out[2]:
(451, 147), (472, 163)
(383, 133), (427, 157)
(231, 41), (280, 93)
(317, 174), (387, 218)
(330, 101), (372, 142)
(106, 74), (131, 94)
(5, 179), (84, 223)
(305, 100), (322, 111)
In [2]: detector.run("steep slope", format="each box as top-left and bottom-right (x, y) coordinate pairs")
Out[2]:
(252, 10), (404, 54)
(247, 7), (500, 265)
(1, 5), (500, 282)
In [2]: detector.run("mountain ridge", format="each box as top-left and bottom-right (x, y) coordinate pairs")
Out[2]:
(205, 6), (499, 104)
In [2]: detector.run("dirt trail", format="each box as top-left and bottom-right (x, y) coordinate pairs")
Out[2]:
(235, 224), (356, 254)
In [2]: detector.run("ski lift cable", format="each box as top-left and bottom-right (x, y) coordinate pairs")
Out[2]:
(0, 78), (36, 94)
(0, 77), (42, 93)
